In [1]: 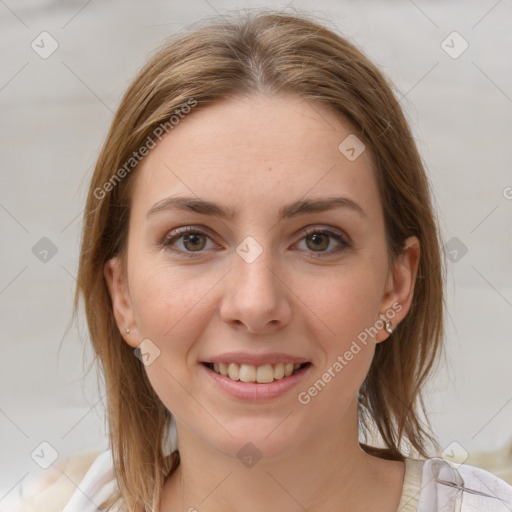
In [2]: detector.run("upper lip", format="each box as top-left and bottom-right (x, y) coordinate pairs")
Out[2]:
(202, 352), (310, 366)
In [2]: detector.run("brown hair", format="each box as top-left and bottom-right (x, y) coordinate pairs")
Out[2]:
(74, 8), (445, 511)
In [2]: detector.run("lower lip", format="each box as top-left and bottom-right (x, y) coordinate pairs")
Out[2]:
(200, 363), (312, 401)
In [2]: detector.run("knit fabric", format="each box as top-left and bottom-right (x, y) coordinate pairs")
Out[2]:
(397, 457), (424, 511)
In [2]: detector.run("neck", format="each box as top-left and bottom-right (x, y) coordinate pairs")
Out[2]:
(160, 401), (403, 512)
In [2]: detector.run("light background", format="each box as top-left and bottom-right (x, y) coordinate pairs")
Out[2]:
(1, 0), (511, 509)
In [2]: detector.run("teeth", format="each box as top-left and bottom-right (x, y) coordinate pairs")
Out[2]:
(219, 362), (229, 376)
(209, 362), (306, 383)
(228, 363), (239, 380)
(256, 364), (274, 383)
(274, 362), (285, 379)
(239, 364), (256, 382)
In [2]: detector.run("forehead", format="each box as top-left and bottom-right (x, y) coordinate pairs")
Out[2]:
(130, 93), (381, 222)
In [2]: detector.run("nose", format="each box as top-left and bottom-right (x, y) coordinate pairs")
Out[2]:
(219, 247), (292, 334)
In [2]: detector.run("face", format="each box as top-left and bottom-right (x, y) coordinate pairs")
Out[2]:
(105, 93), (419, 461)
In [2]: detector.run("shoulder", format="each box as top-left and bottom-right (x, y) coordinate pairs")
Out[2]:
(418, 457), (512, 511)
(16, 448), (113, 512)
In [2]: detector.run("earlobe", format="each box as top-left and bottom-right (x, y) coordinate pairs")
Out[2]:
(376, 236), (420, 343)
(104, 256), (138, 347)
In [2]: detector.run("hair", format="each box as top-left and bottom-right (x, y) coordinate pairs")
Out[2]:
(74, 8), (446, 512)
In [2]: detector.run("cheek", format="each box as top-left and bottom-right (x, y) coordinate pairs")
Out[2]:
(296, 275), (379, 413)
(128, 260), (217, 351)
(296, 261), (384, 403)
(304, 265), (384, 344)
(127, 262), (210, 413)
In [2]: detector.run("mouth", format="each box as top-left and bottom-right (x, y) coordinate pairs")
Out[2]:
(201, 361), (312, 384)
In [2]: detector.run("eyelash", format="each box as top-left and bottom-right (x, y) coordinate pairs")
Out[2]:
(161, 225), (351, 258)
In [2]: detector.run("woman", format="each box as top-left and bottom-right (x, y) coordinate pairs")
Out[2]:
(18, 8), (512, 512)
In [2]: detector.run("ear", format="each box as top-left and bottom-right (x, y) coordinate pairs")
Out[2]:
(104, 256), (139, 348)
(375, 236), (420, 343)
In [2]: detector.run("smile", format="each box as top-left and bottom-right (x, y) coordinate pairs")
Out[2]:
(202, 362), (311, 383)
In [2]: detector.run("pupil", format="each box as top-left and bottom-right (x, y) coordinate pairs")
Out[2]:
(185, 234), (203, 250)
(309, 233), (327, 250)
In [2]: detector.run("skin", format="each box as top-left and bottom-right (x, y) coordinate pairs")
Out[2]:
(105, 93), (420, 512)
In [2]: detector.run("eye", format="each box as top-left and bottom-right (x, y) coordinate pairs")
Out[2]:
(161, 226), (350, 258)
(162, 226), (217, 255)
(295, 227), (351, 257)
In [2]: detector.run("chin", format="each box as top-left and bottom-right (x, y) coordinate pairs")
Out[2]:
(188, 417), (309, 464)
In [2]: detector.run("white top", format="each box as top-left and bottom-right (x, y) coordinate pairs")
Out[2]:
(37, 450), (512, 511)
(60, 450), (119, 512)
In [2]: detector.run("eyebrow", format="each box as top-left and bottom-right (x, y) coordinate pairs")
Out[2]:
(146, 195), (366, 221)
